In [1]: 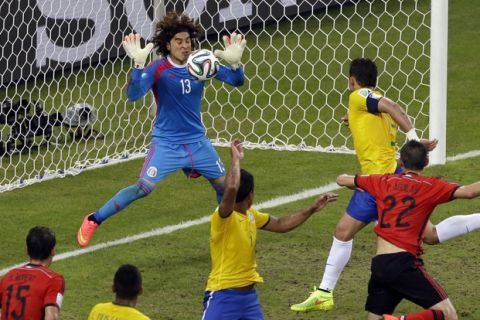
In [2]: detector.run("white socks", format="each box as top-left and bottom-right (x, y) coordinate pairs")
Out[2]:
(319, 237), (353, 292)
(436, 213), (480, 243)
(315, 215), (480, 292)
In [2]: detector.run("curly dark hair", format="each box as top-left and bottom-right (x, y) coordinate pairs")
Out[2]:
(151, 12), (203, 57)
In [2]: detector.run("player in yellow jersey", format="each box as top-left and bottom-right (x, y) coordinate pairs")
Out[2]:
(201, 139), (338, 320)
(87, 264), (150, 320)
(291, 58), (480, 312)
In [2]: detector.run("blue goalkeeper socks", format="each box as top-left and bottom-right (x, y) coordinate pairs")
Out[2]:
(93, 179), (221, 223)
(93, 179), (154, 223)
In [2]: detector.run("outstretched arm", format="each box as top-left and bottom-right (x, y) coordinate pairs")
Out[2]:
(218, 139), (244, 218)
(453, 181), (480, 199)
(263, 192), (338, 233)
(123, 33), (155, 101)
(336, 174), (356, 189)
(215, 65), (245, 87)
(214, 33), (246, 87)
(127, 67), (155, 101)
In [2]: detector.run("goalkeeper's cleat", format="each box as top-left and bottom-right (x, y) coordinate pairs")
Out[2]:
(77, 214), (99, 247)
(290, 287), (334, 312)
(382, 315), (399, 320)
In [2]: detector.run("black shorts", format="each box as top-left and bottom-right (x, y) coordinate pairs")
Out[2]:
(365, 252), (448, 315)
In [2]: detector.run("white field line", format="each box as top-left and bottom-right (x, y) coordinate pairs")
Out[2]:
(446, 150), (480, 162)
(1, 149), (478, 276)
(0, 182), (338, 276)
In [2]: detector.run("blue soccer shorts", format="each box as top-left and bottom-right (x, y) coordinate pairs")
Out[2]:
(201, 289), (264, 320)
(346, 165), (403, 223)
(139, 138), (225, 184)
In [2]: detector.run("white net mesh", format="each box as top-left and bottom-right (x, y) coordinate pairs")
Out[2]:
(0, 0), (431, 192)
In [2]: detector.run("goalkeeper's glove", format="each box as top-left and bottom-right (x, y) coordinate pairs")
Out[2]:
(122, 33), (154, 68)
(214, 32), (247, 70)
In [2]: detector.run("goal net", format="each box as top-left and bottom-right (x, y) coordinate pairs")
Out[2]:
(0, 0), (440, 192)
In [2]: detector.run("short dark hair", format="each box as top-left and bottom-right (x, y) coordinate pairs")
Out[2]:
(349, 58), (378, 87)
(26, 226), (56, 260)
(236, 169), (254, 203)
(151, 11), (202, 57)
(113, 264), (142, 300)
(400, 140), (428, 171)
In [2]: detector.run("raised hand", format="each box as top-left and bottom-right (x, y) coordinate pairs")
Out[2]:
(122, 33), (154, 68)
(420, 138), (438, 152)
(231, 139), (244, 161)
(214, 32), (247, 70)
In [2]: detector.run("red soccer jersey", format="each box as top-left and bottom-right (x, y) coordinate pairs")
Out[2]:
(0, 264), (65, 320)
(355, 172), (460, 256)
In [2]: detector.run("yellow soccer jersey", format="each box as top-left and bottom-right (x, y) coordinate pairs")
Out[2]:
(206, 207), (270, 291)
(87, 302), (151, 320)
(348, 88), (398, 174)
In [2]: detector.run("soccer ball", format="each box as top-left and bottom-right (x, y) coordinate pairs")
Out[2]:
(186, 49), (220, 81)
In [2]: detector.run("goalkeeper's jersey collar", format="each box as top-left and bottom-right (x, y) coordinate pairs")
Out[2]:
(167, 55), (186, 68)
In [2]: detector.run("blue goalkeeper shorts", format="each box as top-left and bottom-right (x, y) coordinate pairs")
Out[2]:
(202, 289), (263, 320)
(139, 138), (225, 184)
(346, 165), (403, 224)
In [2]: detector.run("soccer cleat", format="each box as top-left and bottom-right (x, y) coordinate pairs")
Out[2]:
(382, 315), (399, 320)
(290, 287), (334, 312)
(77, 214), (99, 247)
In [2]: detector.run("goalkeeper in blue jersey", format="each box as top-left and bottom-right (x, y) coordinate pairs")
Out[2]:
(77, 12), (247, 247)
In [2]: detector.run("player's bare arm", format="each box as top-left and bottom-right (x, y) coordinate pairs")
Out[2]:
(336, 174), (355, 189)
(45, 305), (60, 320)
(263, 192), (338, 233)
(378, 97), (438, 151)
(377, 97), (412, 132)
(218, 139), (244, 218)
(453, 181), (480, 199)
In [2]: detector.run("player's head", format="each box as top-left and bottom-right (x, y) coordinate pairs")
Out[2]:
(113, 264), (143, 301)
(400, 140), (429, 171)
(349, 58), (377, 90)
(26, 226), (56, 262)
(236, 169), (255, 205)
(152, 11), (202, 64)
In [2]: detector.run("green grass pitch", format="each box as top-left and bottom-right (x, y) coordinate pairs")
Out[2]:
(1, 0), (480, 319)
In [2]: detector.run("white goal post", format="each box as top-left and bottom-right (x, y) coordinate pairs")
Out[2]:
(0, 0), (448, 192)
(429, 0), (448, 165)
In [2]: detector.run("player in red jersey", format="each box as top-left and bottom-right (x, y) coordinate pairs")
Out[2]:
(0, 226), (65, 320)
(337, 140), (480, 320)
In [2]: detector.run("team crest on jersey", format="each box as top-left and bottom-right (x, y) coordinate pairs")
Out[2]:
(247, 212), (255, 222)
(358, 88), (371, 97)
(147, 166), (157, 178)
